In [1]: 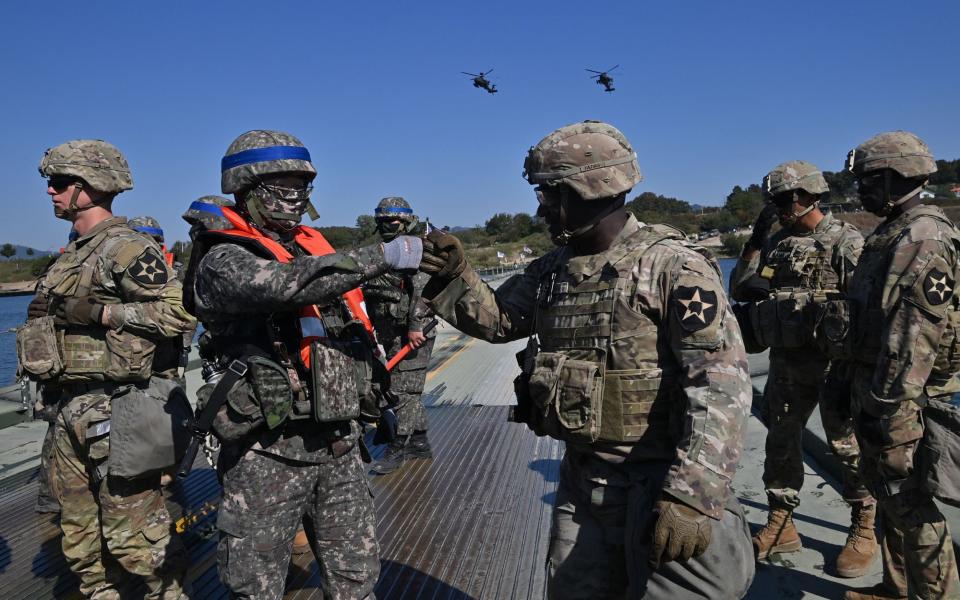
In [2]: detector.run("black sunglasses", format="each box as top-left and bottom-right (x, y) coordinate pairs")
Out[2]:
(47, 176), (81, 192)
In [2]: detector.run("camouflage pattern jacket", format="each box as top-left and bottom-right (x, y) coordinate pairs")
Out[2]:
(847, 204), (960, 416)
(423, 215), (752, 518)
(363, 269), (435, 361)
(34, 217), (194, 382)
(190, 227), (390, 462)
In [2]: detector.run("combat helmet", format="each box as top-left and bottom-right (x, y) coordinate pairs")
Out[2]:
(221, 130), (319, 228)
(39, 139), (133, 195)
(846, 131), (937, 179)
(763, 161), (829, 198)
(128, 215), (164, 243)
(374, 197), (419, 241)
(522, 120), (642, 201)
(182, 195), (234, 232)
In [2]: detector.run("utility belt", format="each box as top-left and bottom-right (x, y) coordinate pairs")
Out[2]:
(199, 336), (384, 444)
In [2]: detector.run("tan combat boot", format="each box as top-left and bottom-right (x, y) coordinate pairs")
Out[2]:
(292, 527), (311, 556)
(843, 583), (907, 600)
(835, 502), (879, 578)
(753, 506), (802, 560)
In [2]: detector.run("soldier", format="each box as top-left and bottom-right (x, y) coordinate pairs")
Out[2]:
(729, 161), (876, 575)
(21, 140), (195, 598)
(838, 131), (960, 600)
(129, 216), (177, 271)
(419, 121), (755, 598)
(185, 130), (421, 599)
(366, 197), (437, 474)
(182, 195), (234, 240)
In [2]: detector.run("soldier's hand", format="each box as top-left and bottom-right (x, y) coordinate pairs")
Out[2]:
(53, 296), (106, 327)
(648, 499), (713, 568)
(746, 203), (779, 251)
(381, 236), (423, 270)
(421, 230), (466, 280)
(26, 295), (50, 320)
(408, 330), (426, 349)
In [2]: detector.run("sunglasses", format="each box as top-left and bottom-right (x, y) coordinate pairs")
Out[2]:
(47, 176), (81, 192)
(258, 181), (314, 202)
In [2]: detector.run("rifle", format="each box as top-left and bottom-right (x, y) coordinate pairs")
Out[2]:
(176, 358), (249, 480)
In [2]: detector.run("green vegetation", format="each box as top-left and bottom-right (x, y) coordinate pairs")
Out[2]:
(0, 255), (54, 283)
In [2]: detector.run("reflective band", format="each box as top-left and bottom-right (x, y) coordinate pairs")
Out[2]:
(299, 316), (327, 339)
(375, 206), (413, 215)
(221, 146), (312, 172)
(530, 154), (636, 182)
(134, 226), (164, 237)
(187, 201), (224, 215)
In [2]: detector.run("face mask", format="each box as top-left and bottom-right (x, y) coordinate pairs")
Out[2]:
(376, 220), (405, 241)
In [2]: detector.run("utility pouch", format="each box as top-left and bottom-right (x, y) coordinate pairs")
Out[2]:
(814, 299), (855, 360)
(104, 329), (156, 381)
(556, 359), (603, 442)
(107, 378), (192, 478)
(775, 292), (811, 349)
(917, 398), (960, 508)
(201, 375), (264, 442)
(247, 356), (293, 430)
(16, 316), (64, 381)
(310, 339), (362, 423)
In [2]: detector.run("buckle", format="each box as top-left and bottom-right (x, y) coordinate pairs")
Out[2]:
(228, 359), (248, 377)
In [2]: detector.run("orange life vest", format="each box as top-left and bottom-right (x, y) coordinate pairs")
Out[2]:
(217, 207), (379, 368)
(161, 246), (175, 267)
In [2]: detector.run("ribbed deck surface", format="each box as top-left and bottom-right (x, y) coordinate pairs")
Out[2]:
(0, 403), (560, 599)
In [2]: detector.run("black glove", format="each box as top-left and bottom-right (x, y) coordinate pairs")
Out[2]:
(421, 230), (467, 280)
(649, 499), (713, 568)
(53, 296), (106, 327)
(746, 203), (778, 251)
(27, 295), (50, 320)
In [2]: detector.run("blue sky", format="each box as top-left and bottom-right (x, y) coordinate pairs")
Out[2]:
(2, 0), (958, 250)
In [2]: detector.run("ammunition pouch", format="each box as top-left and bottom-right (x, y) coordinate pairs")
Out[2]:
(752, 291), (813, 350)
(199, 355), (292, 442)
(310, 338), (370, 424)
(813, 299), (856, 360)
(731, 302), (766, 354)
(16, 316), (64, 381)
(107, 378), (192, 478)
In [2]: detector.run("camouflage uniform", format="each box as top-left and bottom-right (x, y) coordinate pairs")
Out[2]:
(187, 131), (402, 600)
(22, 140), (195, 599)
(421, 122), (755, 599)
(841, 132), (960, 599)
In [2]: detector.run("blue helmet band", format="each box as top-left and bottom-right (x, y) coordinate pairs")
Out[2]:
(375, 206), (414, 215)
(187, 201), (225, 215)
(135, 226), (164, 237)
(221, 146), (312, 172)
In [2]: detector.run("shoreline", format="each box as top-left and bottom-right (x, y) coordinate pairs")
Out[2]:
(0, 281), (36, 297)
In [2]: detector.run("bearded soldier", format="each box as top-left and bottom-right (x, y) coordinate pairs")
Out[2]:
(729, 161), (876, 576)
(185, 130), (421, 599)
(365, 197), (436, 474)
(20, 140), (195, 599)
(419, 121), (755, 598)
(837, 131), (960, 600)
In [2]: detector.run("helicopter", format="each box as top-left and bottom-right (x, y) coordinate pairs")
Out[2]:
(586, 65), (619, 92)
(462, 69), (497, 94)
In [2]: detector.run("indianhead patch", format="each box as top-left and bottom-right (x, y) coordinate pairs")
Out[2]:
(923, 268), (954, 306)
(127, 250), (168, 287)
(674, 286), (718, 332)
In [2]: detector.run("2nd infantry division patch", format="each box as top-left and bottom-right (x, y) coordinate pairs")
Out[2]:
(923, 268), (954, 306)
(128, 250), (169, 286)
(675, 285), (718, 332)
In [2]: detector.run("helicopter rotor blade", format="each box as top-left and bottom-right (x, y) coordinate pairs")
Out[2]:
(589, 74), (601, 79)
(607, 65), (620, 73)
(585, 68), (603, 74)
(462, 72), (481, 77)
(483, 69), (494, 76)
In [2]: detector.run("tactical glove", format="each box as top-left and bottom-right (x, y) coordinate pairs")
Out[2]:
(421, 230), (467, 280)
(27, 295), (50, 320)
(649, 499), (713, 568)
(746, 203), (779, 251)
(54, 296), (106, 327)
(382, 236), (423, 270)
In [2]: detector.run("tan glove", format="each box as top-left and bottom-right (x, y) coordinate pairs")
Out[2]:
(649, 499), (713, 568)
(420, 230), (467, 280)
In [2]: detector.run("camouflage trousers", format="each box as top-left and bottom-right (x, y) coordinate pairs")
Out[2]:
(762, 353), (871, 508)
(547, 449), (755, 599)
(216, 442), (380, 600)
(850, 385), (960, 599)
(389, 336), (434, 436)
(53, 389), (186, 599)
(35, 387), (61, 514)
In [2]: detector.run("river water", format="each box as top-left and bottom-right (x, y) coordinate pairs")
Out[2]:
(0, 258), (741, 386)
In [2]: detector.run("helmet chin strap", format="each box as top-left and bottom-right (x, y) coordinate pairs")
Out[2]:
(552, 194), (625, 246)
(875, 170), (924, 216)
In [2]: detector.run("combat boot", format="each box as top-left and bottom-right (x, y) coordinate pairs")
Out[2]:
(753, 506), (802, 560)
(371, 435), (410, 475)
(843, 584), (907, 600)
(292, 527), (311, 556)
(408, 431), (433, 459)
(835, 501), (878, 578)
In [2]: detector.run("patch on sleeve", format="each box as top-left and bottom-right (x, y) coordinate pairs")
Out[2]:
(922, 267), (954, 306)
(127, 249), (169, 287)
(674, 285), (718, 332)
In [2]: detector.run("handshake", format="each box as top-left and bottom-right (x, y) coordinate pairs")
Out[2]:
(381, 230), (467, 281)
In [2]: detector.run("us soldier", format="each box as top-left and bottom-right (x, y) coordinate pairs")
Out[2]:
(838, 131), (960, 600)
(129, 216), (178, 272)
(366, 197), (437, 474)
(729, 161), (876, 575)
(185, 130), (421, 599)
(21, 140), (194, 598)
(419, 121), (755, 598)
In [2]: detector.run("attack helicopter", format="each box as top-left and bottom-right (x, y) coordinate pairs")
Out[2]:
(462, 69), (497, 94)
(586, 65), (619, 92)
